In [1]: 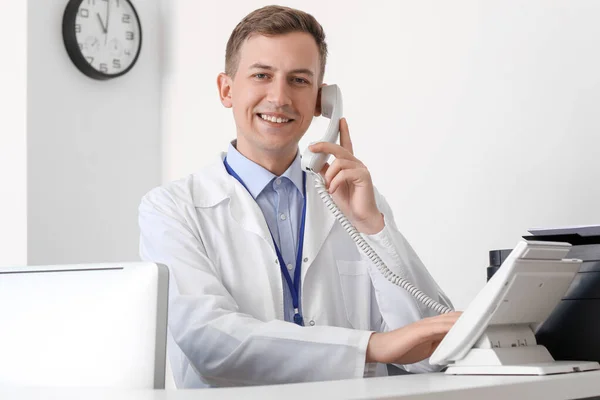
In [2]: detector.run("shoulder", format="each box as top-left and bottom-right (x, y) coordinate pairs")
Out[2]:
(140, 156), (232, 213)
(141, 175), (194, 210)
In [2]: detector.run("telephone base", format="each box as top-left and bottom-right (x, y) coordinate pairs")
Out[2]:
(442, 346), (600, 375)
(445, 361), (600, 376)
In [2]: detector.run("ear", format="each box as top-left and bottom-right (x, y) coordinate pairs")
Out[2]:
(217, 72), (233, 108)
(314, 83), (327, 117)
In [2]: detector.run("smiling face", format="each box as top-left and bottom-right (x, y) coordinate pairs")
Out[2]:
(218, 32), (322, 170)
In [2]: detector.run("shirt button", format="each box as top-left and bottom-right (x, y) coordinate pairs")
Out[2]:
(309, 320), (315, 326)
(303, 257), (309, 263)
(280, 213), (287, 221)
(287, 263), (293, 271)
(275, 178), (282, 185)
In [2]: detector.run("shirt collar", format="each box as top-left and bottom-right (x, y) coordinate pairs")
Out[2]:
(226, 141), (304, 199)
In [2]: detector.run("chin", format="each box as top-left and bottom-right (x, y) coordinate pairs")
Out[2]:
(262, 140), (298, 153)
(253, 130), (301, 149)
(250, 135), (297, 153)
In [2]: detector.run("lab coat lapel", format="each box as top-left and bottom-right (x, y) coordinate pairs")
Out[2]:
(227, 179), (275, 251)
(194, 156), (284, 318)
(198, 155), (276, 251)
(301, 176), (335, 282)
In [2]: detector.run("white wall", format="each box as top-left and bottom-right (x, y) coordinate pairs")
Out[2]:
(0, 1), (27, 266)
(161, 0), (600, 309)
(0, 0), (162, 267)
(26, 0), (162, 265)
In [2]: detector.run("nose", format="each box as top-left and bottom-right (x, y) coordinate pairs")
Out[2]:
(266, 77), (292, 108)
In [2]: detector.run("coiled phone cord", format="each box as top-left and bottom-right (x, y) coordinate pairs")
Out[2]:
(309, 171), (453, 315)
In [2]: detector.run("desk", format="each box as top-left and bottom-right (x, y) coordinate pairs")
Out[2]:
(2, 370), (600, 400)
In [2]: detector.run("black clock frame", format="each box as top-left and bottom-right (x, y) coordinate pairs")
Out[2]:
(62, 0), (143, 80)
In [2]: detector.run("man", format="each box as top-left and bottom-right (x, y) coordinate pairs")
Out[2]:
(139, 5), (460, 388)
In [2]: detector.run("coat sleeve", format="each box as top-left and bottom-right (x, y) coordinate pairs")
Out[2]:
(138, 187), (373, 387)
(360, 188), (455, 373)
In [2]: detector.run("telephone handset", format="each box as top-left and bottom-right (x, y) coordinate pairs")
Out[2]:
(301, 84), (452, 315)
(301, 85), (343, 173)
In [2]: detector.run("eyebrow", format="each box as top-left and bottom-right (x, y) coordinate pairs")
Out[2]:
(249, 63), (314, 77)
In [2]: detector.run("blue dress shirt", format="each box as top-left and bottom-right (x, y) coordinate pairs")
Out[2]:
(226, 142), (305, 323)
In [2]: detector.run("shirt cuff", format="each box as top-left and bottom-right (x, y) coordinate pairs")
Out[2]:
(361, 213), (391, 244)
(359, 213), (415, 286)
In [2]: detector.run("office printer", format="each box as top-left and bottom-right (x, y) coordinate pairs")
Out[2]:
(490, 227), (600, 365)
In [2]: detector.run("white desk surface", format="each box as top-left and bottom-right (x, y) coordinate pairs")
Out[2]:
(3, 370), (600, 400)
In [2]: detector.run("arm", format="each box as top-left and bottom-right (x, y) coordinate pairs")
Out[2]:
(307, 118), (453, 322)
(364, 188), (454, 320)
(362, 189), (454, 372)
(308, 117), (458, 373)
(139, 187), (372, 387)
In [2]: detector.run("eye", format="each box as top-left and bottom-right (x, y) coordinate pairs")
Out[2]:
(292, 77), (310, 85)
(254, 73), (269, 79)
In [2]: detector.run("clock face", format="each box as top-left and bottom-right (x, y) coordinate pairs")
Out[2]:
(63, 0), (142, 80)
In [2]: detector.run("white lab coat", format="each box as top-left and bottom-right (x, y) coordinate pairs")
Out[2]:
(138, 153), (452, 388)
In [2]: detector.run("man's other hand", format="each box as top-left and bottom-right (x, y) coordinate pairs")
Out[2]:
(366, 312), (462, 365)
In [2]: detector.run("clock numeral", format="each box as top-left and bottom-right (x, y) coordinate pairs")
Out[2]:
(75, 24), (81, 33)
(78, 43), (84, 50)
(122, 14), (131, 24)
(125, 31), (134, 41)
(113, 59), (122, 69)
(87, 0), (96, 5)
(124, 49), (131, 56)
(79, 8), (89, 18)
(85, 56), (94, 64)
(99, 63), (108, 73)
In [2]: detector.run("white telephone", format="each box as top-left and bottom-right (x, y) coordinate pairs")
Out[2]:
(301, 85), (344, 173)
(302, 84), (452, 315)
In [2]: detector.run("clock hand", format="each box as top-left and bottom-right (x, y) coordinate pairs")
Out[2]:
(105, 0), (110, 45)
(96, 13), (107, 34)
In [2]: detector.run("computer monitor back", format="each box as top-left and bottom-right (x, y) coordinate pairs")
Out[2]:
(0, 262), (169, 389)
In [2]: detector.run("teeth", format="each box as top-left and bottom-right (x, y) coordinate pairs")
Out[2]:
(260, 114), (290, 123)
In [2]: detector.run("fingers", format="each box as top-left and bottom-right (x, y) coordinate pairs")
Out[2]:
(420, 312), (462, 327)
(430, 340), (442, 353)
(324, 158), (364, 187)
(309, 141), (357, 163)
(318, 162), (330, 177)
(338, 118), (354, 155)
(421, 311), (462, 322)
(329, 168), (370, 195)
(308, 119), (357, 162)
(370, 312), (462, 364)
(415, 312), (462, 338)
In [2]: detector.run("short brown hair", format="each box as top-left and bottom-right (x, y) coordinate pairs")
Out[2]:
(225, 5), (328, 82)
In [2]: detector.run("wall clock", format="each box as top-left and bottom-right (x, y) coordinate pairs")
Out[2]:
(63, 0), (142, 80)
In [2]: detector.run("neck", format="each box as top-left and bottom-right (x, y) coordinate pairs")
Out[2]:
(235, 138), (298, 176)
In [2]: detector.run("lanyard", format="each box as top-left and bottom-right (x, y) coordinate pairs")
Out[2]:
(223, 158), (307, 326)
